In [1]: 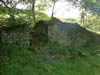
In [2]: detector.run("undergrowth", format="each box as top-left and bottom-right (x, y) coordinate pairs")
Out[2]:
(0, 43), (100, 75)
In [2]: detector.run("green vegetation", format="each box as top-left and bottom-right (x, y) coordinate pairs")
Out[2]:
(0, 43), (100, 75)
(0, 0), (100, 75)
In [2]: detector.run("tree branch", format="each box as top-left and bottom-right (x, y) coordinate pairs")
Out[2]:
(0, 0), (9, 8)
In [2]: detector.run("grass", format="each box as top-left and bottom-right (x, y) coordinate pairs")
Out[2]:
(0, 43), (100, 75)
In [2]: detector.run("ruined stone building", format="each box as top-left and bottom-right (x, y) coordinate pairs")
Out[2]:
(1, 25), (30, 45)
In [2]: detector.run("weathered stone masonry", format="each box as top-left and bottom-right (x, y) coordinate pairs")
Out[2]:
(1, 26), (31, 45)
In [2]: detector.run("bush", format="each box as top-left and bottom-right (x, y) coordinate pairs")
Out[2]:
(2, 17), (30, 31)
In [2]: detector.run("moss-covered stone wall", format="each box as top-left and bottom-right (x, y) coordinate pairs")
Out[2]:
(48, 18), (100, 46)
(30, 20), (48, 47)
(1, 26), (31, 45)
(2, 32), (30, 45)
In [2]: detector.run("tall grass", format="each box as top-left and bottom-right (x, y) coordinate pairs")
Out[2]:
(0, 43), (100, 75)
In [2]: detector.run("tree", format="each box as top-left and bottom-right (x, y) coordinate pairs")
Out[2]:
(22, 0), (50, 25)
(51, 0), (58, 19)
(0, 23), (2, 42)
(32, 0), (36, 25)
(80, 0), (100, 28)
(0, 0), (22, 20)
(66, 0), (100, 27)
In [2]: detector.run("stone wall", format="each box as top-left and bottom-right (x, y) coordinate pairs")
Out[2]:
(1, 19), (100, 46)
(48, 22), (71, 45)
(48, 18), (100, 46)
(1, 26), (31, 45)
(30, 20), (48, 47)
(1, 21), (48, 46)
(2, 32), (30, 45)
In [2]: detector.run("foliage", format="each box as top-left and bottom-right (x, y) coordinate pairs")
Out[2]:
(2, 17), (29, 31)
(0, 43), (100, 75)
(0, 6), (8, 14)
(85, 15), (100, 31)
(0, 0), (100, 74)
(36, 12), (50, 21)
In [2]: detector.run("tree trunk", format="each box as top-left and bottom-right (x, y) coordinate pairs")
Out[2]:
(0, 30), (2, 43)
(81, 10), (85, 27)
(51, 0), (56, 20)
(0, 0), (15, 20)
(32, 0), (36, 25)
(0, 24), (2, 43)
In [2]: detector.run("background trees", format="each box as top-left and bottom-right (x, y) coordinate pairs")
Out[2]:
(0, 0), (23, 20)
(51, 0), (58, 19)
(65, 0), (100, 31)
(0, 0), (100, 32)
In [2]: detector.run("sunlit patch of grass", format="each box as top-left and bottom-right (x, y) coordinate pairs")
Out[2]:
(0, 14), (10, 18)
